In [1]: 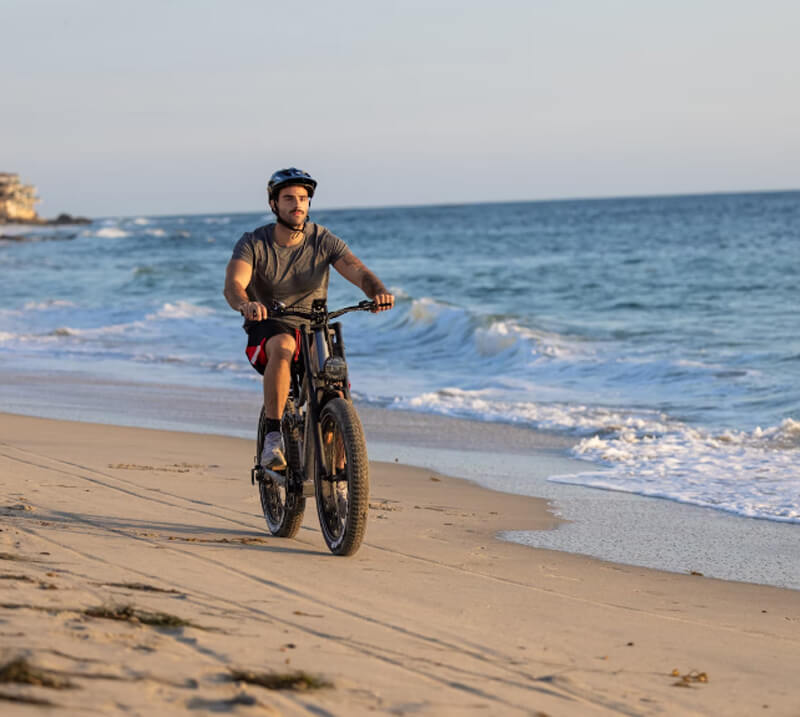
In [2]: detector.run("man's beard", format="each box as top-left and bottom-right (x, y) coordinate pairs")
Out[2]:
(279, 207), (306, 230)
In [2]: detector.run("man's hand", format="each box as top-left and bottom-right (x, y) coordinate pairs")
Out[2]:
(239, 300), (268, 321)
(372, 293), (394, 312)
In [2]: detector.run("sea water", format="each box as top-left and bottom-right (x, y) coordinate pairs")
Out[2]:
(1, 192), (799, 526)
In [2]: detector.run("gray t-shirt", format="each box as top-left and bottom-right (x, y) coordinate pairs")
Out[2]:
(231, 222), (350, 328)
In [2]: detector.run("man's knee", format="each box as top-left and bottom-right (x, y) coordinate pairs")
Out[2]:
(265, 333), (296, 363)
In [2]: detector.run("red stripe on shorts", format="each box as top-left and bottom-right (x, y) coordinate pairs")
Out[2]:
(246, 339), (267, 368)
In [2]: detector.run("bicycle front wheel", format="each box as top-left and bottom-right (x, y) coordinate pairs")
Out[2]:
(314, 398), (369, 556)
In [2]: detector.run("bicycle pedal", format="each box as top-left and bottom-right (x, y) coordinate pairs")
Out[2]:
(260, 468), (287, 488)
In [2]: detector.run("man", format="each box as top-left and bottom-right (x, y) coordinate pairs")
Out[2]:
(223, 168), (394, 469)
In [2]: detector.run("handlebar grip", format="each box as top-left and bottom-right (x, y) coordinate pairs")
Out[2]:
(358, 299), (392, 310)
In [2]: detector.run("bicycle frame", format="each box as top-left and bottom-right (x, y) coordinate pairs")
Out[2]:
(253, 298), (386, 554)
(253, 299), (373, 489)
(291, 318), (350, 487)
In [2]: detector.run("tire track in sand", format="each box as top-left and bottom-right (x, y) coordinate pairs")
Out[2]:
(1, 446), (635, 715)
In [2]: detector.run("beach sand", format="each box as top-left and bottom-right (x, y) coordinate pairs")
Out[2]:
(1, 412), (798, 715)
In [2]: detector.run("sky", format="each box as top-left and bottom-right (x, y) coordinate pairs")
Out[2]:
(3, 0), (799, 217)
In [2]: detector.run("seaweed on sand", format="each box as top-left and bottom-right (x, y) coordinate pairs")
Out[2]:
(671, 668), (709, 687)
(229, 668), (332, 691)
(99, 582), (183, 595)
(0, 690), (56, 705)
(83, 604), (200, 629)
(0, 601), (208, 630)
(0, 657), (75, 689)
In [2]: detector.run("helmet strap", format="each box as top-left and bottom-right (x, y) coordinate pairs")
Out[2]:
(275, 215), (305, 233)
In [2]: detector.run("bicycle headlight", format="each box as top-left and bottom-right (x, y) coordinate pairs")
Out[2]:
(322, 357), (347, 382)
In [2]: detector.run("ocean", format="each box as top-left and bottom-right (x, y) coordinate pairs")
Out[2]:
(2, 191), (799, 528)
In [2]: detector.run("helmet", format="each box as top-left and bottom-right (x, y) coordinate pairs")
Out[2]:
(267, 167), (317, 201)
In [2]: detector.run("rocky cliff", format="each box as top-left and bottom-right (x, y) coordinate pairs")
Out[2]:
(0, 173), (90, 225)
(0, 173), (40, 222)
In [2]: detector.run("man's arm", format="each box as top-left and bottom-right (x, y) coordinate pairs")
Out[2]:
(223, 258), (268, 321)
(333, 252), (394, 312)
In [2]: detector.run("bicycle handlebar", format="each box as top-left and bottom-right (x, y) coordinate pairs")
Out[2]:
(264, 299), (390, 323)
(330, 300), (388, 319)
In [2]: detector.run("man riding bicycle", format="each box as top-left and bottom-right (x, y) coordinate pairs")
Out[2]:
(223, 168), (394, 471)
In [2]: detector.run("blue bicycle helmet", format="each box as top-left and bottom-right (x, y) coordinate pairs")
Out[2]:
(267, 167), (317, 201)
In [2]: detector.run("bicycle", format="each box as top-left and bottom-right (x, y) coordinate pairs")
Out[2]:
(251, 298), (385, 556)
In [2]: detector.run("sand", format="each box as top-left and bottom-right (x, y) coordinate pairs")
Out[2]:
(0, 412), (798, 716)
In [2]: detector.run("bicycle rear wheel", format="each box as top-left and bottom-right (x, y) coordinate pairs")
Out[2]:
(314, 398), (369, 556)
(257, 406), (305, 537)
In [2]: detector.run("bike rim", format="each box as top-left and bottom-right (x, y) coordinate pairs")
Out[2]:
(261, 479), (286, 528)
(319, 414), (349, 542)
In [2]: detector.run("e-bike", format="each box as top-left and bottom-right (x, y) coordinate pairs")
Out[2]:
(252, 299), (382, 556)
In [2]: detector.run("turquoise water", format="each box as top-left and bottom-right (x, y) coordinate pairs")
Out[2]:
(1, 191), (799, 522)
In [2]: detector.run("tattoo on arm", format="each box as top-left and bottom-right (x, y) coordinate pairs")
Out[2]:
(361, 271), (387, 297)
(338, 253), (387, 297)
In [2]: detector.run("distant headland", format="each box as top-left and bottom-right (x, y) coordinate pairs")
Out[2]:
(0, 172), (91, 225)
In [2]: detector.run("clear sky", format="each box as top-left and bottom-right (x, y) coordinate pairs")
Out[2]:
(4, 0), (799, 217)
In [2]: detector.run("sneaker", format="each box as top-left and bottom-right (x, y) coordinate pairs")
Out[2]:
(260, 431), (286, 471)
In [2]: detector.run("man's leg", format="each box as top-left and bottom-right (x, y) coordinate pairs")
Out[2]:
(260, 332), (296, 469)
(263, 332), (296, 419)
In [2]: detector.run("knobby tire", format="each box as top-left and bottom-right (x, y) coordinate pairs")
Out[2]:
(257, 405), (305, 538)
(314, 397), (369, 556)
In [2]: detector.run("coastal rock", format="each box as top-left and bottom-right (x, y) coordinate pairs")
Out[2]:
(51, 212), (91, 225)
(0, 172), (39, 222)
(0, 173), (91, 225)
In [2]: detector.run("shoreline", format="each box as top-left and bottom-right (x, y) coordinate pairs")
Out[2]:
(0, 362), (799, 590)
(0, 412), (798, 714)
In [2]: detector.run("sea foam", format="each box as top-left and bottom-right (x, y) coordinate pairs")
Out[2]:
(392, 386), (800, 522)
(562, 418), (800, 522)
(146, 301), (216, 320)
(93, 227), (130, 239)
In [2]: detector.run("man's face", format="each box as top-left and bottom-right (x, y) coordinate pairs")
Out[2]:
(272, 185), (310, 227)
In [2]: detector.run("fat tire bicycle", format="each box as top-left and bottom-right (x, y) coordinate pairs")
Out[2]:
(251, 298), (383, 556)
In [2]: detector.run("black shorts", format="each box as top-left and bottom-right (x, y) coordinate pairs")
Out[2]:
(244, 320), (299, 375)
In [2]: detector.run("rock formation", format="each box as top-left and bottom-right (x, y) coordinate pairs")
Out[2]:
(0, 173), (40, 222)
(0, 173), (90, 224)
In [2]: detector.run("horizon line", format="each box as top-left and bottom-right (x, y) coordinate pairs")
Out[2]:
(49, 185), (800, 222)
